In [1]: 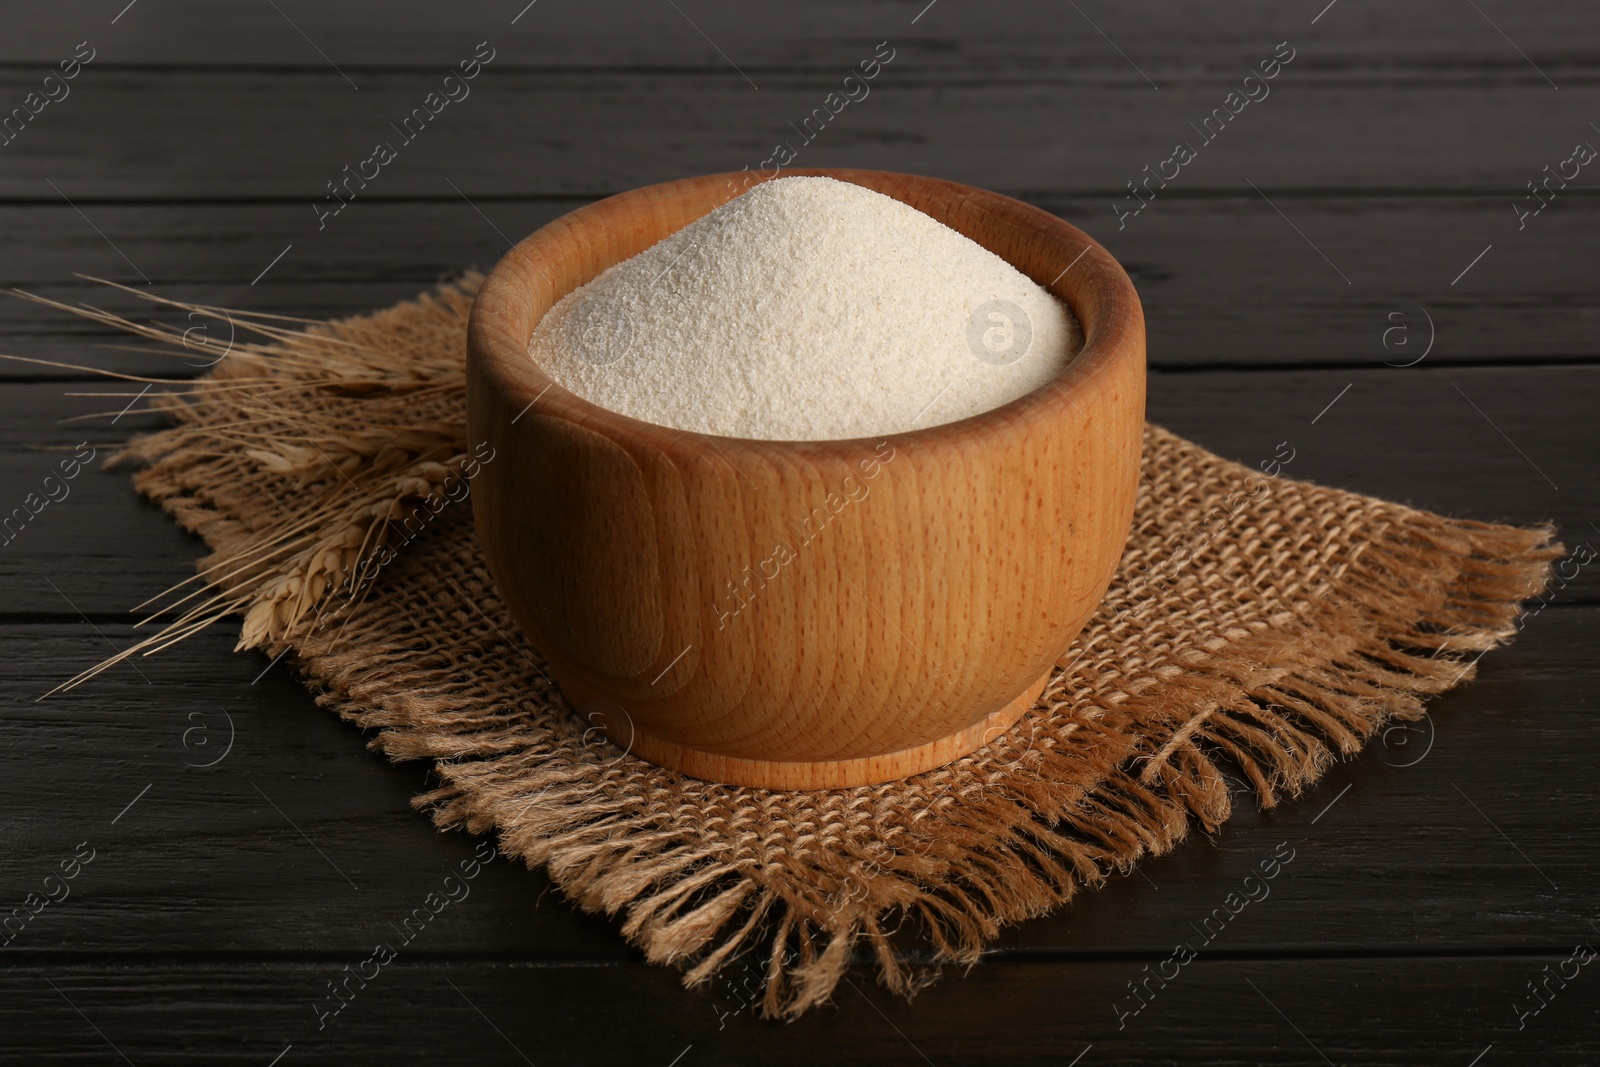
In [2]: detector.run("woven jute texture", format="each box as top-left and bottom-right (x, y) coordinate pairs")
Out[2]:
(73, 277), (1557, 1019)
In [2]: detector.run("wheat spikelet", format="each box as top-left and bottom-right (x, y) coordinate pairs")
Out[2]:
(1, 275), (482, 695)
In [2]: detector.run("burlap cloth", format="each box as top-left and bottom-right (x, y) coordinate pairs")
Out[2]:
(72, 278), (1556, 1018)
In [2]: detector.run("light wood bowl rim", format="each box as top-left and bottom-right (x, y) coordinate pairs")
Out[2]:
(469, 167), (1143, 461)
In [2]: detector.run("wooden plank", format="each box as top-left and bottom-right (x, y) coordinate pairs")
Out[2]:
(3, 0), (1594, 71)
(0, 955), (1592, 1064)
(0, 605), (1593, 960)
(0, 395), (204, 615)
(999, 602), (1600, 955)
(1143, 366), (1593, 538)
(0, 64), (1594, 202)
(1, 195), (1597, 383)
(0, 624), (635, 959)
(3, 363), (1591, 614)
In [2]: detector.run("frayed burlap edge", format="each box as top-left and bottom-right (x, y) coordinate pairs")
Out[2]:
(35, 276), (1559, 1019)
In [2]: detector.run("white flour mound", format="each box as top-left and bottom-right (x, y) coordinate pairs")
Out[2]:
(526, 176), (1082, 441)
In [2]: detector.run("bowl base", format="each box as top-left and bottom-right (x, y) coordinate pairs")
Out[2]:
(595, 670), (1052, 790)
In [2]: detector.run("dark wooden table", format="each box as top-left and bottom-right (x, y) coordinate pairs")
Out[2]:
(2, 2), (1596, 1063)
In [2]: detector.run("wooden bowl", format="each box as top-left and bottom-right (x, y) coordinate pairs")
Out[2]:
(466, 168), (1145, 789)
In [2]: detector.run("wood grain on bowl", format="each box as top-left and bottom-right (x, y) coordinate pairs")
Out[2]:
(466, 169), (1146, 788)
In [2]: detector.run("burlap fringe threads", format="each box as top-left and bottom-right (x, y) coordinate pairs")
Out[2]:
(17, 277), (1559, 1019)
